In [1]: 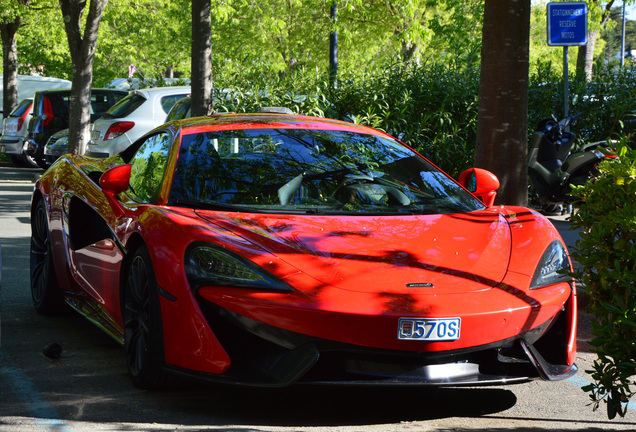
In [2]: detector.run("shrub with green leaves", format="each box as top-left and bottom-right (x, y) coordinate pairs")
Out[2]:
(206, 62), (636, 179)
(330, 63), (481, 178)
(569, 143), (636, 419)
(212, 63), (481, 178)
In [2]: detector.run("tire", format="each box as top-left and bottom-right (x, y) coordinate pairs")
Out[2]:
(10, 155), (26, 167)
(35, 156), (50, 170)
(528, 183), (563, 216)
(30, 199), (64, 314)
(527, 184), (542, 210)
(123, 246), (168, 390)
(11, 152), (43, 169)
(21, 151), (41, 169)
(540, 203), (563, 216)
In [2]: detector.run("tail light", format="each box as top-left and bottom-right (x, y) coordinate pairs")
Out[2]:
(103, 121), (135, 140)
(41, 97), (54, 127)
(605, 149), (618, 159)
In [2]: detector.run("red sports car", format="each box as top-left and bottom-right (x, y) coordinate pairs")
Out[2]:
(30, 111), (577, 389)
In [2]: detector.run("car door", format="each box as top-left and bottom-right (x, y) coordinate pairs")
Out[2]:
(66, 132), (173, 337)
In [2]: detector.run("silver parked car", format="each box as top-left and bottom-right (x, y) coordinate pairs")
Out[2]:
(86, 86), (191, 158)
(0, 98), (37, 167)
(43, 128), (69, 165)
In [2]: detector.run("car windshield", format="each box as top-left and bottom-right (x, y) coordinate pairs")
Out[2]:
(9, 99), (32, 117)
(101, 93), (146, 119)
(169, 128), (484, 215)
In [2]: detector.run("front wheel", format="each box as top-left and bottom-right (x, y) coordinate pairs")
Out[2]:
(123, 246), (167, 390)
(23, 152), (41, 169)
(30, 199), (64, 314)
(35, 156), (50, 170)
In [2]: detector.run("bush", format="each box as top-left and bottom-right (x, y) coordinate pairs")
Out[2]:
(209, 62), (636, 178)
(528, 63), (636, 146)
(569, 142), (636, 419)
(330, 63), (480, 177)
(213, 63), (481, 178)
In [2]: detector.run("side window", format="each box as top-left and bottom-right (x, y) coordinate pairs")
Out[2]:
(165, 97), (191, 122)
(90, 93), (110, 115)
(127, 132), (172, 203)
(160, 94), (187, 114)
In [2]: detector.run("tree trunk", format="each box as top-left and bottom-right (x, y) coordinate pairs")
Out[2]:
(576, 30), (599, 82)
(474, 1), (530, 206)
(401, 40), (419, 64)
(576, 1), (614, 82)
(1, 18), (21, 120)
(191, 0), (213, 117)
(59, 0), (108, 155)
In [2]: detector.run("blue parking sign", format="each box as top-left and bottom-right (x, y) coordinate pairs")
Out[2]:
(547, 2), (588, 46)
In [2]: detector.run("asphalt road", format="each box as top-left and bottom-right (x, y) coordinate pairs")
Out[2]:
(1, 161), (635, 431)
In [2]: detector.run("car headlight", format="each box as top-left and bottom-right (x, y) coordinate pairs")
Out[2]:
(185, 242), (293, 293)
(530, 240), (571, 289)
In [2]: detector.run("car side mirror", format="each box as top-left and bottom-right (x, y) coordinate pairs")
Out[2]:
(100, 164), (132, 193)
(458, 168), (500, 207)
(99, 164), (132, 217)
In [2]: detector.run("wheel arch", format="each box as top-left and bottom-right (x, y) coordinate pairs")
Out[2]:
(30, 188), (45, 218)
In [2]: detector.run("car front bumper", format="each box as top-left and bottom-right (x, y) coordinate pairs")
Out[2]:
(164, 287), (577, 387)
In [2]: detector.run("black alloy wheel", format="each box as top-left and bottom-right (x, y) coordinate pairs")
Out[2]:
(19, 151), (40, 168)
(30, 199), (63, 314)
(35, 156), (50, 170)
(123, 246), (167, 389)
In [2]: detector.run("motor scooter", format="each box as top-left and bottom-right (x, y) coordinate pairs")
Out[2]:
(527, 114), (615, 215)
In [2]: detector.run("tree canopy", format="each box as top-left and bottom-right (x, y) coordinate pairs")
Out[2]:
(2, 1), (635, 86)
(1, 0), (488, 84)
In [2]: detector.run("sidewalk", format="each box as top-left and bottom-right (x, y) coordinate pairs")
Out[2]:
(0, 162), (41, 182)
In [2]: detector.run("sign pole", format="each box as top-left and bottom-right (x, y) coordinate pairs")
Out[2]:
(563, 46), (569, 118)
(547, 2), (588, 119)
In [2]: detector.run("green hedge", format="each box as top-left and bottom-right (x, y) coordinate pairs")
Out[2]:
(212, 63), (636, 178)
(570, 143), (636, 419)
(213, 64), (480, 177)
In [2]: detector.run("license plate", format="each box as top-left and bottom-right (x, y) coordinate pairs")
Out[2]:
(398, 317), (461, 341)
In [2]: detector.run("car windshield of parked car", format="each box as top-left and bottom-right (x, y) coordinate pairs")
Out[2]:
(9, 99), (32, 117)
(169, 128), (484, 215)
(100, 93), (146, 119)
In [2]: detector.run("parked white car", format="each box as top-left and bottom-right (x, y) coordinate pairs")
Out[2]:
(106, 77), (191, 91)
(1, 75), (71, 167)
(86, 86), (191, 158)
(0, 98), (37, 167)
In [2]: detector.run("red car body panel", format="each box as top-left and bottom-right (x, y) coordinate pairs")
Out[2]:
(189, 208), (573, 352)
(31, 114), (577, 386)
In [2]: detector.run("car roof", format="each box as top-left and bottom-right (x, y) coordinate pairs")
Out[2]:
(33, 88), (127, 96)
(131, 86), (191, 97)
(172, 112), (387, 136)
(121, 112), (396, 166)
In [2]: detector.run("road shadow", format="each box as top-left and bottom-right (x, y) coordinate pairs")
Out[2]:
(0, 310), (520, 427)
(147, 383), (519, 427)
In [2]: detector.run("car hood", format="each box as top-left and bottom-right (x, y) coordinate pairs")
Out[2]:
(197, 210), (512, 295)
